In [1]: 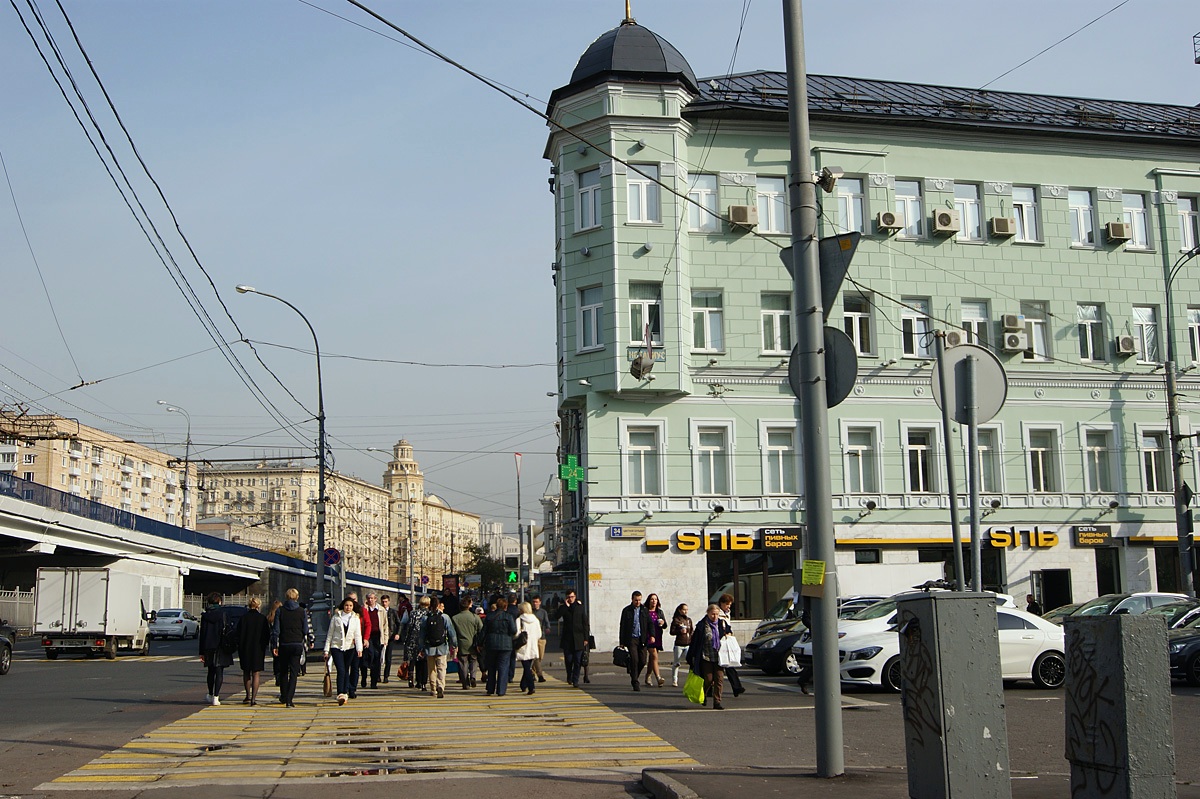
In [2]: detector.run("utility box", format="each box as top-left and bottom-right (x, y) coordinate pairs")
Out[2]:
(896, 592), (1011, 799)
(1063, 615), (1175, 799)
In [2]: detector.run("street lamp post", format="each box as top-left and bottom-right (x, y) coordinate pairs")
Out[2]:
(1165, 245), (1200, 597)
(157, 400), (191, 528)
(235, 285), (328, 593)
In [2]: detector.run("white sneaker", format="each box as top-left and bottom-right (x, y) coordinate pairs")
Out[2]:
(211, 695), (220, 706)
(204, 693), (212, 704)
(337, 694), (347, 706)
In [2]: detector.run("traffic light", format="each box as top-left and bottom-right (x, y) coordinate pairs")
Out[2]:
(506, 570), (518, 584)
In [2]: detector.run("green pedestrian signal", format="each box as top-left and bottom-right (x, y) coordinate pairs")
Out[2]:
(559, 454), (585, 491)
(507, 570), (519, 584)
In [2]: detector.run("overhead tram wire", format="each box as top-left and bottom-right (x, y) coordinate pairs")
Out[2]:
(247, 339), (553, 369)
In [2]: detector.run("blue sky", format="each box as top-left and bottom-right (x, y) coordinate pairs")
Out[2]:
(1, 0), (1195, 530)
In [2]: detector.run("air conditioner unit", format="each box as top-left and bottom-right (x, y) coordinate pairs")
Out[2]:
(1105, 221), (1132, 242)
(933, 209), (961, 235)
(1115, 335), (1139, 357)
(1002, 331), (1029, 352)
(876, 210), (904, 232)
(989, 217), (1017, 237)
(944, 329), (967, 348)
(727, 205), (758, 227)
(1002, 313), (1025, 331)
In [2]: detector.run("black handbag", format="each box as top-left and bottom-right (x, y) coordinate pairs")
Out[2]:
(513, 630), (529, 649)
(612, 645), (630, 667)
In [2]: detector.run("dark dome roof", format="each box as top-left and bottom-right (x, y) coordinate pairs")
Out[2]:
(550, 21), (697, 108)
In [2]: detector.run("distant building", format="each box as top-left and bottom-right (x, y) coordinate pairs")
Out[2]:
(478, 519), (507, 558)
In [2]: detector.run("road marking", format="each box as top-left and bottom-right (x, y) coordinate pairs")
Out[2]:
(18, 655), (193, 663)
(43, 677), (696, 788)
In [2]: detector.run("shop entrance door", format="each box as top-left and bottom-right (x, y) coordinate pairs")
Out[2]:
(1095, 547), (1122, 595)
(1155, 546), (1181, 593)
(1032, 569), (1073, 611)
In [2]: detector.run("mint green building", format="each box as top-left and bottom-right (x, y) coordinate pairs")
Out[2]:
(546, 17), (1200, 646)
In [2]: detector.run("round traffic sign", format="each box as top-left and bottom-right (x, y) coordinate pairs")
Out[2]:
(788, 327), (859, 408)
(930, 344), (1007, 424)
(420, 575), (429, 585)
(322, 548), (341, 567)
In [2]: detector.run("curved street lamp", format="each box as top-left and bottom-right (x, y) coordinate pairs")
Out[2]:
(235, 285), (328, 592)
(1164, 244), (1200, 597)
(157, 400), (192, 528)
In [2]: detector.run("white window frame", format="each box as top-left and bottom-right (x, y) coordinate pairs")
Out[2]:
(841, 421), (883, 495)
(835, 177), (865, 233)
(1188, 307), (1200, 364)
(1180, 197), (1199, 252)
(1012, 185), (1039, 243)
(576, 168), (601, 232)
(1021, 300), (1050, 362)
(690, 420), (735, 497)
(1080, 424), (1118, 494)
(627, 164), (661, 224)
(687, 174), (720, 233)
(843, 293), (874, 356)
(1122, 193), (1150, 249)
(577, 285), (603, 352)
(1077, 303), (1104, 362)
(761, 293), (793, 355)
(756, 177), (790, 234)
(954, 183), (983, 242)
(620, 419), (667, 497)
(965, 424), (1004, 495)
(1133, 305), (1159, 364)
(1023, 424), (1064, 494)
(691, 291), (725, 353)
(1069, 189), (1095, 247)
(1137, 426), (1172, 494)
(961, 300), (990, 348)
(759, 421), (801, 496)
(629, 283), (663, 345)
(901, 297), (933, 358)
(895, 180), (924, 238)
(901, 423), (940, 494)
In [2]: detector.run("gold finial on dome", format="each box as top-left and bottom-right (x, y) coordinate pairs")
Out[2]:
(623, 0), (635, 24)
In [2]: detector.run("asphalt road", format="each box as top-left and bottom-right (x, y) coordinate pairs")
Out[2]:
(2, 636), (1198, 798)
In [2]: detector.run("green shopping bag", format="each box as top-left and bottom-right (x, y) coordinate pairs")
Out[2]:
(683, 670), (705, 705)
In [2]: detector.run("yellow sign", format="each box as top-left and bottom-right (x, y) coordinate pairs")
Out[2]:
(587, 572), (602, 582)
(800, 559), (826, 586)
(989, 527), (1059, 549)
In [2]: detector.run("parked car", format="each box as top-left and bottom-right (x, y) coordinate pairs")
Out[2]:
(0, 619), (13, 675)
(1168, 616), (1200, 686)
(147, 609), (199, 640)
(743, 618), (807, 675)
(1070, 592), (1187, 618)
(1040, 603), (1083, 625)
(1143, 598), (1200, 629)
(838, 595), (887, 619)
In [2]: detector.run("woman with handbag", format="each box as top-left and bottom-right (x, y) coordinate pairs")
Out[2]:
(686, 603), (732, 710)
(198, 592), (233, 706)
(643, 593), (668, 687)
(716, 593), (745, 698)
(669, 603), (694, 687)
(236, 597), (271, 705)
(323, 597), (363, 706)
(482, 598), (517, 696)
(515, 602), (542, 695)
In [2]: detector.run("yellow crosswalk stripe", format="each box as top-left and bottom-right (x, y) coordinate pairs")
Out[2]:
(47, 676), (696, 786)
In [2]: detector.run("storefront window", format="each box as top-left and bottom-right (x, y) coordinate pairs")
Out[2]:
(707, 549), (797, 619)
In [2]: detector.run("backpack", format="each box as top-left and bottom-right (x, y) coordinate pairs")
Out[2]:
(424, 614), (447, 648)
(219, 611), (239, 654)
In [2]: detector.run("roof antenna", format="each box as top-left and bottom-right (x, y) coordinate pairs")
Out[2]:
(623, 0), (635, 24)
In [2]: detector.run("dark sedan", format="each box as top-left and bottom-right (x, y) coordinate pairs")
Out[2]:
(1169, 617), (1200, 686)
(0, 619), (13, 675)
(742, 618), (807, 676)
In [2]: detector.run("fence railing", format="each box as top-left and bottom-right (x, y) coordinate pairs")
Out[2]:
(0, 589), (35, 634)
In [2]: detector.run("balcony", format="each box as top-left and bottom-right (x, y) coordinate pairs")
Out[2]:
(69, 448), (82, 460)
(69, 485), (82, 496)
(90, 483), (103, 498)
(120, 480), (132, 490)
(141, 485), (152, 495)
(140, 468), (153, 479)
(120, 461), (133, 475)
(69, 467), (82, 477)
(91, 454), (102, 466)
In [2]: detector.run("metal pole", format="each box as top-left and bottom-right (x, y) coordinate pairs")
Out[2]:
(965, 355), (982, 592)
(158, 401), (192, 529)
(1166, 246), (1200, 597)
(782, 0), (843, 776)
(408, 500), (415, 605)
(935, 334), (967, 590)
(517, 454), (525, 605)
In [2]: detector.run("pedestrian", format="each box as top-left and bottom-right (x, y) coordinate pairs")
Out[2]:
(619, 590), (651, 691)
(669, 603), (694, 687)
(198, 592), (233, 706)
(421, 597), (458, 699)
(531, 595), (551, 683)
(482, 597), (517, 696)
(360, 592), (388, 689)
(264, 599), (283, 687)
(1025, 594), (1044, 615)
(271, 587), (314, 708)
(402, 596), (432, 690)
(716, 593), (745, 698)
(236, 597), (271, 705)
(686, 603), (731, 710)
(324, 597), (363, 706)
(451, 596), (483, 689)
(516, 602), (542, 695)
(643, 593), (667, 687)
(382, 594), (402, 683)
(555, 589), (590, 688)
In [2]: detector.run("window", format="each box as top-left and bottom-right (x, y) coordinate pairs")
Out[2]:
(1180, 197), (1199, 251)
(895, 180), (924, 238)
(961, 300), (990, 348)
(1141, 431), (1170, 493)
(22, 472), (33, 482)
(761, 293), (792, 354)
(1084, 429), (1115, 493)
(1021, 301), (1049, 361)
(835, 177), (865, 233)
(844, 425), (879, 493)
(1188, 308), (1200, 364)
(624, 424), (662, 496)
(855, 549), (881, 565)
(627, 164), (660, 224)
(905, 427), (938, 493)
(901, 298), (933, 358)
(954, 183), (983, 241)
(1012, 186), (1039, 242)
(975, 427), (1002, 494)
(843, 294), (874, 355)
(762, 424), (798, 495)
(578, 286), (603, 351)
(577, 168), (601, 231)
(1069, 190), (1095, 246)
(1133, 305), (1159, 363)
(629, 283), (662, 345)
(22, 453), (35, 464)
(693, 424), (732, 495)
(1122, 193), (1149, 249)
(757, 177), (789, 234)
(1027, 429), (1060, 493)
(692, 291), (725, 352)
(687, 174), (719, 232)
(1077, 303), (1104, 361)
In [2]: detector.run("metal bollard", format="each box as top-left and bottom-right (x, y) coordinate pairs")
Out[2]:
(896, 592), (1011, 799)
(1063, 615), (1176, 799)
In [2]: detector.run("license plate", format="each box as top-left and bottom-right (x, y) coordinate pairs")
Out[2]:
(61, 640), (90, 647)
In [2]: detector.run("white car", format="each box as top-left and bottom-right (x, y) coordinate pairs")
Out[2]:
(148, 609), (199, 639)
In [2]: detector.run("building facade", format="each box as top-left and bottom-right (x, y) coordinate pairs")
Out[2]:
(546, 18), (1200, 646)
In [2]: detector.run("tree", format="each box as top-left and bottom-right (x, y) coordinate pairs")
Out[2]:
(463, 542), (507, 595)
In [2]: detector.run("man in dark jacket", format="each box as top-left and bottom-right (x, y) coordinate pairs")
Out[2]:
(270, 588), (314, 708)
(618, 591), (651, 691)
(555, 589), (590, 688)
(382, 594), (402, 683)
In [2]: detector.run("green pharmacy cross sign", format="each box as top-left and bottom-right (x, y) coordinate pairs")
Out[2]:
(559, 454), (585, 491)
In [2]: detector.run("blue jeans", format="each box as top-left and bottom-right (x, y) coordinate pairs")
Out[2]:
(520, 659), (536, 692)
(564, 649), (584, 685)
(485, 650), (513, 696)
(331, 648), (359, 697)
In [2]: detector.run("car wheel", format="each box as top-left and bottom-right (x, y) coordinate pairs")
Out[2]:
(881, 656), (902, 692)
(783, 652), (802, 676)
(140, 639), (150, 657)
(1032, 652), (1066, 689)
(1185, 653), (1200, 688)
(0, 643), (10, 675)
(146, 634), (153, 641)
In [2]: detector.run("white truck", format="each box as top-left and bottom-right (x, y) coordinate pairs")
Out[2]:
(35, 567), (151, 659)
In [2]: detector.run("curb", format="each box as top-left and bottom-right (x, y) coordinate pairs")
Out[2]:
(641, 769), (700, 799)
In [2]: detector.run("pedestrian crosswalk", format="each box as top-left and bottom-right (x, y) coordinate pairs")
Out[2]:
(45, 676), (697, 786)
